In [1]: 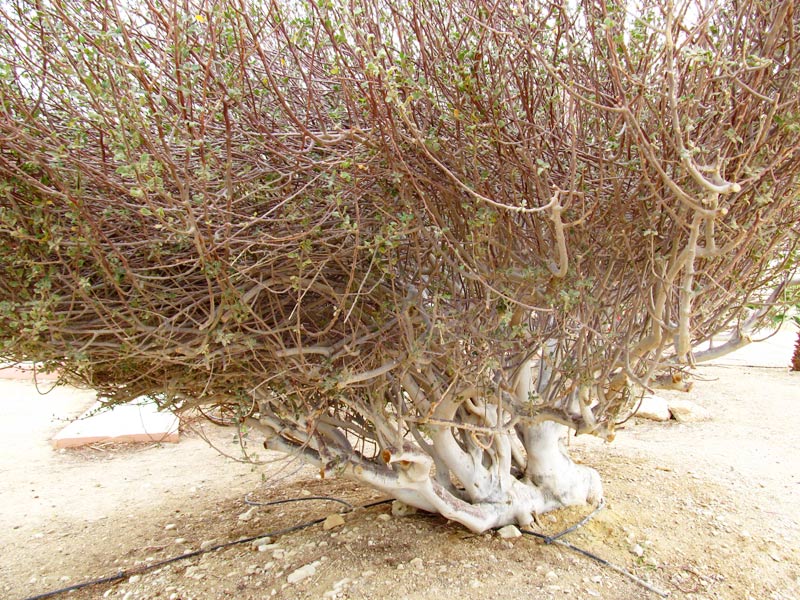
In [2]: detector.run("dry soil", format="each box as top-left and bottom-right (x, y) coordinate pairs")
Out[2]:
(1, 330), (799, 600)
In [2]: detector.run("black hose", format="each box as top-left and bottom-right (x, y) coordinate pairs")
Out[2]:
(20, 498), (391, 600)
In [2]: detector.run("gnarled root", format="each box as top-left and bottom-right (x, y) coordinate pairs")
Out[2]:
(245, 415), (602, 533)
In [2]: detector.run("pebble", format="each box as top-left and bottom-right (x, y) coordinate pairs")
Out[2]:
(545, 571), (559, 582)
(391, 501), (418, 517)
(184, 565), (204, 580)
(251, 536), (273, 550)
(323, 514), (345, 530)
(164, 523), (177, 531)
(376, 513), (391, 522)
(630, 543), (645, 557)
(287, 561), (320, 584)
(333, 578), (351, 590)
(238, 507), (257, 522)
(409, 557), (424, 571)
(128, 575), (141, 583)
(200, 540), (217, 550)
(497, 525), (522, 539)
(174, 538), (187, 545)
(635, 394), (671, 421)
(668, 399), (712, 422)
(470, 579), (483, 588)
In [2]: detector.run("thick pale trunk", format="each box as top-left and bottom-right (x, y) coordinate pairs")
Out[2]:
(247, 416), (602, 533)
(523, 421), (603, 508)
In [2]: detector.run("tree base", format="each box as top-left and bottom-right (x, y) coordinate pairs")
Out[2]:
(247, 417), (602, 533)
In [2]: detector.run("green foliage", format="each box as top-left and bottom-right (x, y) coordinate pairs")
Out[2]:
(0, 0), (797, 436)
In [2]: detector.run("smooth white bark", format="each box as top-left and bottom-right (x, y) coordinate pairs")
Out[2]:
(246, 410), (603, 533)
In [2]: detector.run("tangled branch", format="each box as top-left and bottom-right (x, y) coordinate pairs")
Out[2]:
(1, 0), (798, 529)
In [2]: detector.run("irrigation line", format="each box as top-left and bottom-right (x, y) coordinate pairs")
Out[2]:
(22, 495), (668, 600)
(21, 498), (391, 600)
(544, 537), (669, 598)
(539, 497), (606, 544)
(522, 499), (669, 598)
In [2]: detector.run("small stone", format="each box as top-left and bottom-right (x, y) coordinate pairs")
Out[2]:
(287, 561), (319, 584)
(251, 536), (273, 550)
(470, 579), (483, 588)
(409, 557), (424, 571)
(128, 575), (141, 584)
(497, 525), (522, 539)
(590, 575), (602, 584)
(238, 507), (257, 522)
(362, 570), (375, 578)
(184, 565), (204, 579)
(164, 523), (177, 531)
(376, 513), (391, 522)
(668, 399), (712, 422)
(200, 540), (217, 550)
(545, 571), (558, 582)
(630, 543), (644, 557)
(333, 578), (351, 590)
(323, 514), (345, 531)
(391, 501), (418, 517)
(174, 538), (187, 545)
(272, 549), (285, 560)
(635, 395), (671, 421)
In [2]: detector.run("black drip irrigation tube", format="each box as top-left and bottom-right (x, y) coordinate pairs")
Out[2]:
(21, 496), (669, 600)
(521, 499), (669, 597)
(21, 497), (390, 600)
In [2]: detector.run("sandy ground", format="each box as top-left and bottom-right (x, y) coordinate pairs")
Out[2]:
(1, 328), (799, 600)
